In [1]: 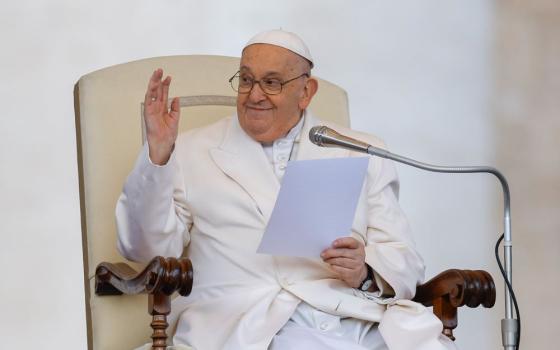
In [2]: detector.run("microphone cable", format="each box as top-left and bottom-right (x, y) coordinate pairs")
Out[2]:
(495, 233), (521, 350)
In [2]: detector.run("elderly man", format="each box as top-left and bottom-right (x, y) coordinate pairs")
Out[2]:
(116, 30), (456, 350)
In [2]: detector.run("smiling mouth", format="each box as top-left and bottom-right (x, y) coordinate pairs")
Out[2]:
(247, 106), (273, 111)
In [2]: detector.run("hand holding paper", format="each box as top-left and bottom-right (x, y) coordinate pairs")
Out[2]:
(320, 237), (368, 288)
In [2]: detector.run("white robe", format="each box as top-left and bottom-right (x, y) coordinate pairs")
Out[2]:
(117, 111), (454, 350)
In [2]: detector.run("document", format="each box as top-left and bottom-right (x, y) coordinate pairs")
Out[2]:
(257, 157), (369, 258)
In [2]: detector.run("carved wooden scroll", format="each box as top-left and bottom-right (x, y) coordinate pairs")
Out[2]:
(413, 269), (496, 340)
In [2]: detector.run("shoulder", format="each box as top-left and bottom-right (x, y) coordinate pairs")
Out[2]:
(173, 116), (233, 164)
(312, 117), (387, 150)
(308, 113), (397, 187)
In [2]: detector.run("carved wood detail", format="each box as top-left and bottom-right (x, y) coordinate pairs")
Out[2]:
(95, 256), (193, 296)
(413, 269), (496, 340)
(95, 257), (193, 349)
(149, 292), (171, 350)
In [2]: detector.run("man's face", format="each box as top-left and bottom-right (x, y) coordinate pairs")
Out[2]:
(236, 44), (316, 143)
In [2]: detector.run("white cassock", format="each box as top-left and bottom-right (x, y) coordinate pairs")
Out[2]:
(117, 110), (457, 350)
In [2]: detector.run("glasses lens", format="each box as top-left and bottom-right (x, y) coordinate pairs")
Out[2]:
(229, 73), (285, 95)
(237, 75), (254, 93)
(260, 78), (282, 95)
(229, 75), (239, 92)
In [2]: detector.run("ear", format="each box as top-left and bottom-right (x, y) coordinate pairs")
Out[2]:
(298, 77), (318, 110)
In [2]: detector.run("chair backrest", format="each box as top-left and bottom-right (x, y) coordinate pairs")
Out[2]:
(74, 55), (350, 350)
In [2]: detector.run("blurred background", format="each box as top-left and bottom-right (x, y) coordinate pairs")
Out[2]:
(0, 0), (558, 349)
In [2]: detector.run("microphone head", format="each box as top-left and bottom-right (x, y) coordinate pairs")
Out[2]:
(308, 125), (371, 153)
(309, 125), (328, 146)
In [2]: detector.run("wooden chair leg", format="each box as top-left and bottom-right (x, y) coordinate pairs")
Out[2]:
(149, 292), (171, 350)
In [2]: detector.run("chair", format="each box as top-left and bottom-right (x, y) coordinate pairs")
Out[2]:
(74, 55), (495, 350)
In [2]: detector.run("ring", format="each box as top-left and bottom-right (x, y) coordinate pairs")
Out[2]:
(151, 97), (157, 101)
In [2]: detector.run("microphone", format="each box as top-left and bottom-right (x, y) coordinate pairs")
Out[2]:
(309, 125), (370, 153)
(309, 125), (389, 159)
(309, 125), (519, 350)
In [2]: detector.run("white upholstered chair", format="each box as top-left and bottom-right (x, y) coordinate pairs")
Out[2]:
(75, 55), (351, 350)
(74, 55), (494, 350)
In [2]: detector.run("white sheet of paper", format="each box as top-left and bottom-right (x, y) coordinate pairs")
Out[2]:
(257, 157), (369, 258)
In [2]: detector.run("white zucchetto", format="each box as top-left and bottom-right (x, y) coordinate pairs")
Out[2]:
(243, 29), (314, 68)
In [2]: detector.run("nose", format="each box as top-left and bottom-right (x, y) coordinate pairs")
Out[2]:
(248, 81), (267, 103)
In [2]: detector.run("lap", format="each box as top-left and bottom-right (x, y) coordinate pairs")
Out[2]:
(269, 302), (388, 350)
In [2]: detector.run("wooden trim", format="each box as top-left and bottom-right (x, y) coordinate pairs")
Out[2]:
(74, 81), (94, 350)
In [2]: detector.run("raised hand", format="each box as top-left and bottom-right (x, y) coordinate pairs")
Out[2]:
(144, 68), (180, 165)
(321, 237), (369, 289)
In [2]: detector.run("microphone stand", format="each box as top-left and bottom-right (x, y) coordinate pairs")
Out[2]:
(311, 126), (519, 349)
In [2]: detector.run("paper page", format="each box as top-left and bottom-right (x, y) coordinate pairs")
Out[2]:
(257, 157), (369, 258)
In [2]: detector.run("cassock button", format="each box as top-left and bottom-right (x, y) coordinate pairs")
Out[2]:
(319, 322), (329, 331)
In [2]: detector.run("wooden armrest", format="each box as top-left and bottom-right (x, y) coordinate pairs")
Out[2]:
(95, 256), (193, 296)
(95, 257), (193, 350)
(413, 269), (496, 340)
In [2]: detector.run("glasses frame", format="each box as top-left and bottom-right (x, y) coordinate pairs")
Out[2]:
(228, 71), (310, 95)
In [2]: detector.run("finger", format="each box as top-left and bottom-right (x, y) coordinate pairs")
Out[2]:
(145, 69), (163, 104)
(156, 74), (164, 102)
(169, 97), (181, 120)
(330, 264), (357, 274)
(162, 75), (171, 107)
(332, 237), (361, 249)
(324, 257), (361, 269)
(321, 247), (363, 260)
(151, 68), (163, 81)
(149, 69), (163, 89)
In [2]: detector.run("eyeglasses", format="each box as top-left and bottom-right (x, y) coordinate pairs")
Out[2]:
(228, 71), (309, 95)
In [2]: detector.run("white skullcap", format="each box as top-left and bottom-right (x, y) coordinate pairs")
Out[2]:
(243, 29), (314, 68)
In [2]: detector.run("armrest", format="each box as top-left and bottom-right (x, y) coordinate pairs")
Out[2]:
(413, 269), (496, 340)
(95, 256), (193, 296)
(95, 257), (193, 350)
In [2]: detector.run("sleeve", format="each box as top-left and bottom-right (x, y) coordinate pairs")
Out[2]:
(363, 150), (426, 300)
(115, 144), (193, 263)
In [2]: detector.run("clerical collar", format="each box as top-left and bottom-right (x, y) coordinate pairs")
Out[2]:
(262, 115), (305, 181)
